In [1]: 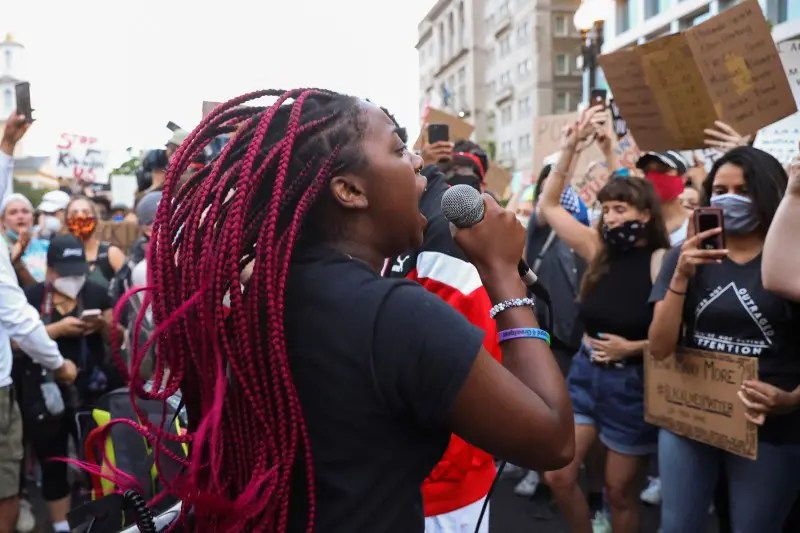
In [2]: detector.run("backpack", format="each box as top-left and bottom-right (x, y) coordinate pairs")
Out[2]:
(68, 387), (188, 532)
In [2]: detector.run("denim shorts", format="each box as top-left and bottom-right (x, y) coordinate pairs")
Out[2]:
(567, 344), (657, 456)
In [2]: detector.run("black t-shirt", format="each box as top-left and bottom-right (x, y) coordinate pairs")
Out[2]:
(24, 281), (113, 378)
(283, 245), (483, 533)
(651, 248), (800, 444)
(580, 246), (655, 341)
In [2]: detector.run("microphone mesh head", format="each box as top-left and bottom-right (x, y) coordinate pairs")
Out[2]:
(441, 184), (485, 228)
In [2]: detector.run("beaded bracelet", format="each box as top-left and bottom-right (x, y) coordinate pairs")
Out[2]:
(489, 297), (535, 319)
(498, 328), (551, 345)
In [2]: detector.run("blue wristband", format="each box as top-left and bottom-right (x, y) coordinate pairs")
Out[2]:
(498, 328), (551, 345)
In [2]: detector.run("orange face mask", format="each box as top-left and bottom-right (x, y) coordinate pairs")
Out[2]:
(66, 215), (97, 240)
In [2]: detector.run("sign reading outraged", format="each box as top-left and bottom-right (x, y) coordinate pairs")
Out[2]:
(52, 133), (110, 184)
(645, 348), (758, 460)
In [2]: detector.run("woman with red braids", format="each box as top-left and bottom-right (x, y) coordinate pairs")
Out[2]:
(127, 89), (574, 532)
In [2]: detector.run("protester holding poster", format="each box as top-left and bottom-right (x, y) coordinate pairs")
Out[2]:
(649, 147), (800, 533)
(538, 105), (670, 533)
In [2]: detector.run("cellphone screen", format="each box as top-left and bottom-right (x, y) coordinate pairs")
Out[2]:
(428, 124), (449, 144)
(590, 89), (607, 109)
(14, 83), (32, 119)
(697, 212), (722, 249)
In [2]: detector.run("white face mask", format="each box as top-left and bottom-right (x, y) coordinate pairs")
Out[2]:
(41, 215), (62, 237)
(52, 275), (86, 299)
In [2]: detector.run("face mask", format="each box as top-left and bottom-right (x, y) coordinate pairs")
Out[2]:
(516, 214), (530, 229)
(645, 171), (684, 202)
(52, 275), (86, 299)
(710, 193), (759, 234)
(41, 216), (62, 237)
(113, 214), (124, 222)
(602, 220), (645, 252)
(5, 228), (18, 242)
(446, 172), (482, 191)
(66, 215), (98, 240)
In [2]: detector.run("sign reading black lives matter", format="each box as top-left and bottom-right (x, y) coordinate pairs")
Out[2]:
(645, 348), (758, 460)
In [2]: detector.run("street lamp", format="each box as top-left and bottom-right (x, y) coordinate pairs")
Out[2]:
(574, 0), (607, 103)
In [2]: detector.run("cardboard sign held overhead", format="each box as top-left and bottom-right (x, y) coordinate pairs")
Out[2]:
(753, 39), (800, 164)
(414, 108), (475, 150)
(600, 0), (796, 152)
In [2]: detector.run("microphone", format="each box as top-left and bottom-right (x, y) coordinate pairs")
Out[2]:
(441, 184), (539, 287)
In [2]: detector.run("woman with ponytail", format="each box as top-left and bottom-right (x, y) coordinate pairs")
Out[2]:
(117, 89), (576, 532)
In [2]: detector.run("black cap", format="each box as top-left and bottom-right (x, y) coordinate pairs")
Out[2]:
(47, 235), (89, 277)
(636, 151), (689, 175)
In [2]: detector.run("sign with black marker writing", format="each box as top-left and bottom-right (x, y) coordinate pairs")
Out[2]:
(51, 133), (109, 184)
(600, 0), (796, 151)
(645, 347), (758, 460)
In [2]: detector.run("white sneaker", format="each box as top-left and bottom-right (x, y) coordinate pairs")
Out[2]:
(499, 462), (527, 479)
(640, 476), (662, 505)
(591, 511), (611, 533)
(513, 470), (540, 497)
(16, 498), (36, 533)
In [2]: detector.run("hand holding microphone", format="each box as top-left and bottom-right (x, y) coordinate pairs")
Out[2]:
(442, 185), (526, 283)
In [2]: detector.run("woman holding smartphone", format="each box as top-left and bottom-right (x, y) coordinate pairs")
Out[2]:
(13, 234), (119, 533)
(649, 147), (800, 532)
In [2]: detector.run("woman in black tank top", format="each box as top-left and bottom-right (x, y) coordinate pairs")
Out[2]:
(536, 107), (670, 533)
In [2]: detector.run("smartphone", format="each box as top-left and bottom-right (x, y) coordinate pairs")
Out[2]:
(693, 207), (725, 250)
(428, 123), (450, 144)
(14, 82), (34, 122)
(80, 309), (102, 322)
(590, 88), (608, 110)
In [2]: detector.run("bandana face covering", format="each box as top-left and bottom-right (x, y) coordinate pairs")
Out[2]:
(66, 215), (98, 241)
(602, 220), (645, 252)
(446, 172), (482, 191)
(645, 171), (685, 202)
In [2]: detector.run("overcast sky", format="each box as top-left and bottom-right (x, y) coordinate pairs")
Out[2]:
(3, 0), (433, 167)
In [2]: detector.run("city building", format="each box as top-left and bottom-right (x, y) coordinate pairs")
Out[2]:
(0, 32), (28, 156)
(603, 0), (800, 54)
(416, 0), (491, 142)
(416, 0), (583, 178)
(484, 0), (583, 175)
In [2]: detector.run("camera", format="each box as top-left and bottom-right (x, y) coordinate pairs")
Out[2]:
(135, 149), (169, 192)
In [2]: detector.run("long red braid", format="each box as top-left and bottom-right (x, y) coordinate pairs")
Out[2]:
(112, 89), (375, 531)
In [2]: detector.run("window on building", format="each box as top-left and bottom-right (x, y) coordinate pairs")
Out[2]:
(644, 0), (661, 19)
(448, 11), (455, 57)
(499, 35), (512, 57)
(500, 70), (512, 88)
(517, 96), (532, 118)
(575, 55), (583, 72)
(438, 22), (445, 62)
(457, 67), (467, 110)
(3, 50), (10, 70)
(518, 134), (532, 155)
(679, 8), (711, 29)
(500, 104), (513, 125)
(777, 0), (800, 23)
(458, 2), (466, 48)
(498, 0), (511, 17)
(555, 92), (569, 113)
(517, 21), (531, 44)
(616, 0), (631, 34)
(3, 89), (11, 112)
(554, 15), (569, 36)
(555, 54), (569, 75)
(501, 140), (514, 157)
(518, 59), (532, 79)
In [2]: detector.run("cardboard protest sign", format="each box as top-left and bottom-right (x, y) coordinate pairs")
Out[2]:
(535, 112), (642, 207)
(600, 0), (796, 152)
(95, 221), (141, 255)
(645, 347), (758, 460)
(754, 40), (800, 163)
(413, 108), (474, 150)
(483, 163), (512, 199)
(51, 133), (109, 184)
(202, 101), (223, 119)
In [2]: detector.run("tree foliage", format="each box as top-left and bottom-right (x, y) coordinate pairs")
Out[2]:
(12, 179), (49, 207)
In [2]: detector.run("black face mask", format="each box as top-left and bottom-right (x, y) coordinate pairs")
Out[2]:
(601, 220), (645, 252)
(446, 172), (482, 192)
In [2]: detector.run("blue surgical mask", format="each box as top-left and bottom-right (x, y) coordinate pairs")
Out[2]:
(5, 228), (18, 241)
(710, 193), (759, 235)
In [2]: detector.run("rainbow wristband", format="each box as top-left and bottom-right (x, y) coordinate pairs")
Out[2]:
(498, 328), (551, 345)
